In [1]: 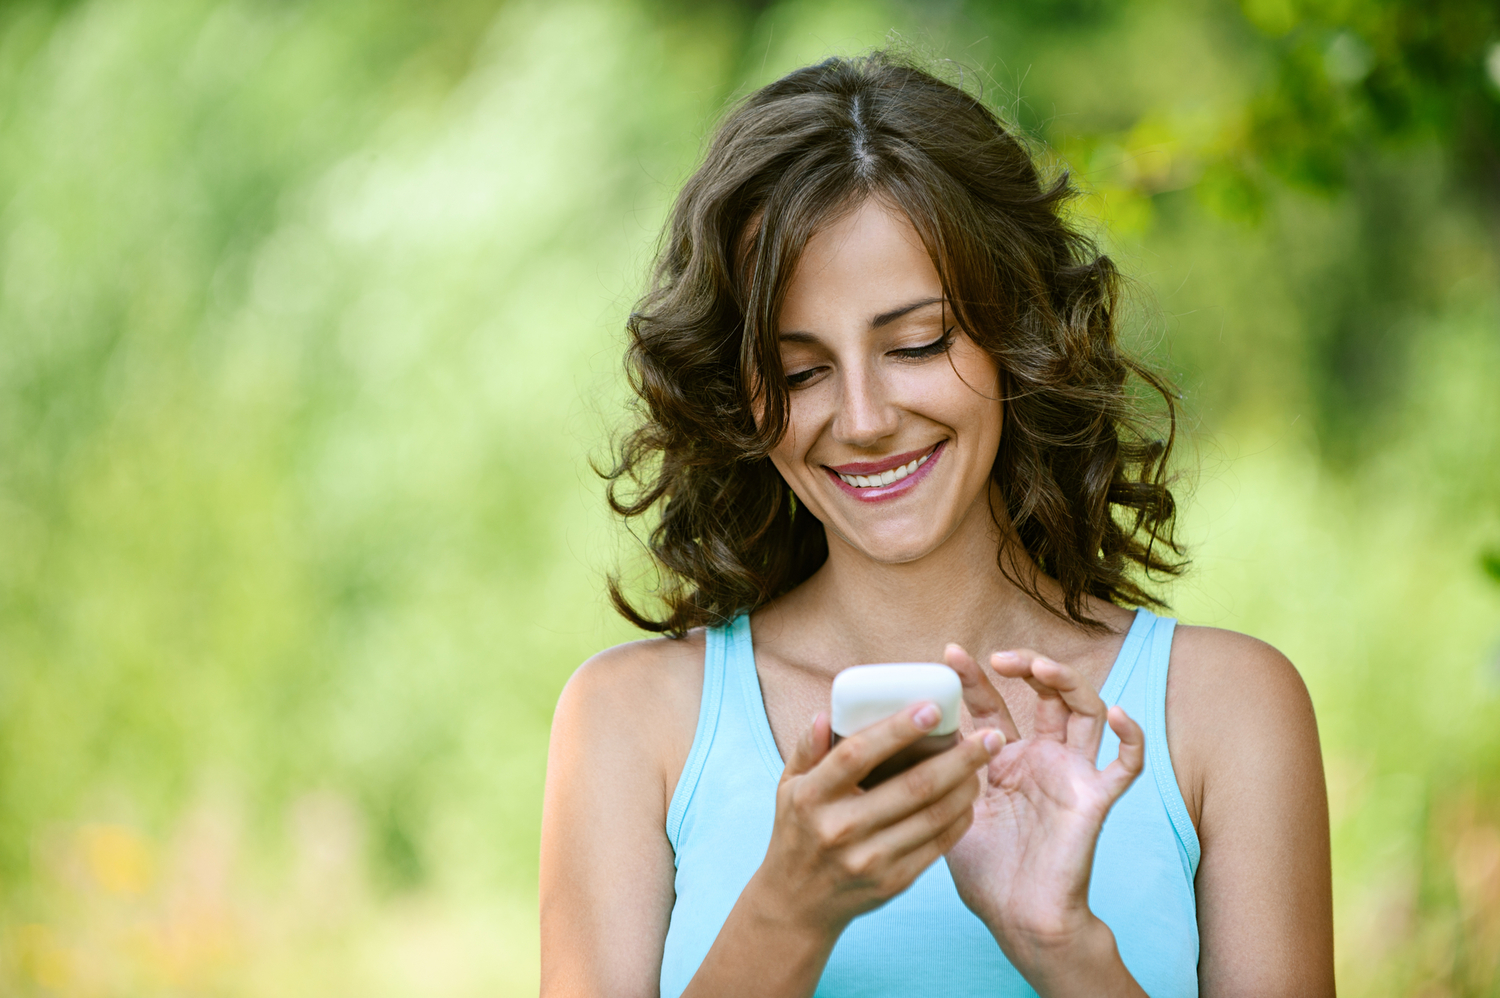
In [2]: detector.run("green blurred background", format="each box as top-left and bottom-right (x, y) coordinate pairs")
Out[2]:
(1, 0), (1498, 993)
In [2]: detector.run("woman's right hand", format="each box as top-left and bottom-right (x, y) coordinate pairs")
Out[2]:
(747, 703), (1004, 940)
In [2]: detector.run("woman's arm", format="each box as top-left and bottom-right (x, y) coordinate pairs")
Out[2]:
(1170, 628), (1335, 997)
(540, 639), (699, 997)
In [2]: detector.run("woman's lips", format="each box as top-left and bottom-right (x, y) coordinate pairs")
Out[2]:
(823, 441), (945, 502)
(827, 445), (936, 477)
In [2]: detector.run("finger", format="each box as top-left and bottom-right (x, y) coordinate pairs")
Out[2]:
(879, 805), (975, 897)
(783, 711), (833, 780)
(806, 701), (946, 796)
(859, 759), (982, 858)
(1099, 705), (1145, 802)
(992, 650), (1108, 755)
(989, 649), (1068, 741)
(840, 729), (1001, 833)
(944, 644), (1020, 743)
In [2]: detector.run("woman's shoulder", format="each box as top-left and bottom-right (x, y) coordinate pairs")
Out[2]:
(558, 630), (709, 730)
(1166, 624), (1314, 726)
(551, 630), (711, 804)
(1161, 623), (1321, 829)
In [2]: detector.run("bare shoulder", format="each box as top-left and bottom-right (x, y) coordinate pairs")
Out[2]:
(551, 631), (708, 808)
(559, 631), (707, 720)
(1167, 625), (1314, 721)
(1162, 625), (1323, 828)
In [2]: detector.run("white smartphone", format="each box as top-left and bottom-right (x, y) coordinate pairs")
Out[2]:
(830, 663), (963, 788)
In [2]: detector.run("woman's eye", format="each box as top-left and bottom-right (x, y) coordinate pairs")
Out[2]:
(892, 327), (955, 360)
(786, 366), (822, 387)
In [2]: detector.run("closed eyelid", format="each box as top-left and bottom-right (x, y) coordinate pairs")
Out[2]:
(891, 326), (954, 353)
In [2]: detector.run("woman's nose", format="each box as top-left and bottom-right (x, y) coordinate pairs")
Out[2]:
(832, 364), (899, 447)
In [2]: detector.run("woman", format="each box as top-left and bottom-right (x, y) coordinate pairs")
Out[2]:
(540, 53), (1333, 997)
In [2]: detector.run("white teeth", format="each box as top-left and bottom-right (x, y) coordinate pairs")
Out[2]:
(836, 449), (935, 489)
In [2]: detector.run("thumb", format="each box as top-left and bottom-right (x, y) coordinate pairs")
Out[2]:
(784, 710), (832, 779)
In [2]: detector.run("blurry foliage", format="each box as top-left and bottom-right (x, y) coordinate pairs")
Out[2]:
(0, 0), (1496, 995)
(1239, 0), (1500, 196)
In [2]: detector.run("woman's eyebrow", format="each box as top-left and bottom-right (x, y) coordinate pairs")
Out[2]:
(777, 298), (947, 342)
(870, 297), (945, 328)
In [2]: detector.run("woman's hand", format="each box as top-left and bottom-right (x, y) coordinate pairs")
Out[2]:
(747, 703), (1003, 941)
(942, 646), (1147, 996)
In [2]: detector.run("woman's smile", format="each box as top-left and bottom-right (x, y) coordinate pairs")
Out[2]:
(823, 440), (945, 501)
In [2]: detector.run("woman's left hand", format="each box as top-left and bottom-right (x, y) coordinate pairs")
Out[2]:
(941, 645), (1147, 995)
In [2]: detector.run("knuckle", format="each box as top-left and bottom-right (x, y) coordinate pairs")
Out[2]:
(901, 763), (937, 801)
(834, 739), (871, 773)
(843, 848), (881, 880)
(921, 802), (950, 835)
(788, 780), (818, 815)
(815, 814), (853, 849)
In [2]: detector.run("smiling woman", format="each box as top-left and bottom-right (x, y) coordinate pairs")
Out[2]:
(541, 52), (1333, 998)
(601, 54), (1181, 637)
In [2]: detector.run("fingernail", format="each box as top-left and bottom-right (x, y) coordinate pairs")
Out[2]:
(992, 651), (1019, 664)
(983, 732), (1004, 755)
(914, 704), (940, 730)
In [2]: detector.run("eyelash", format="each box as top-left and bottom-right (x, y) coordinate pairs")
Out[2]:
(785, 327), (955, 388)
(893, 326), (956, 360)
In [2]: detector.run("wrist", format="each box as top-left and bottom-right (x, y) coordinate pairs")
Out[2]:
(684, 873), (841, 998)
(991, 914), (1143, 998)
(741, 869), (843, 958)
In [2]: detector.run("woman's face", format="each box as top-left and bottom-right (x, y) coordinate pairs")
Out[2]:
(768, 197), (1003, 565)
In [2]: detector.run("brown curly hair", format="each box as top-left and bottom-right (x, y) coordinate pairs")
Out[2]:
(605, 51), (1183, 636)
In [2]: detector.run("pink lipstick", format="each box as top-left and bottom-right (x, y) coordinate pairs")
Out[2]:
(823, 440), (945, 502)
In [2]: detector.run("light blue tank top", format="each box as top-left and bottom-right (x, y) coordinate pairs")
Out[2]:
(659, 608), (1200, 997)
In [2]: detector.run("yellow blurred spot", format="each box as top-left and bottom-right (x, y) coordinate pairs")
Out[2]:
(1074, 182), (1154, 239)
(79, 823), (153, 895)
(14, 924), (70, 989)
(1239, 0), (1298, 37)
(1123, 117), (1178, 194)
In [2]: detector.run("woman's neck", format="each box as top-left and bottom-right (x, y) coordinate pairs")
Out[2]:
(760, 484), (1110, 675)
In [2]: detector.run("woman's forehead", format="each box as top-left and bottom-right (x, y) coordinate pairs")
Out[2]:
(778, 199), (942, 334)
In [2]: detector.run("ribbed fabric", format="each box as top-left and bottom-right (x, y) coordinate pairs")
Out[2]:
(660, 609), (1200, 997)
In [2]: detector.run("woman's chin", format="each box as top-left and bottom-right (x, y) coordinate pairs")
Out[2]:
(834, 528), (943, 566)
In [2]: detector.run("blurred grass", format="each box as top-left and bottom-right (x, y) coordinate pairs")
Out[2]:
(0, 0), (1498, 994)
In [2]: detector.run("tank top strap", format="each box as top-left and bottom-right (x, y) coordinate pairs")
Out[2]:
(666, 619), (730, 850)
(1141, 614), (1201, 876)
(721, 614), (785, 780)
(1097, 607), (1154, 708)
(666, 615), (779, 853)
